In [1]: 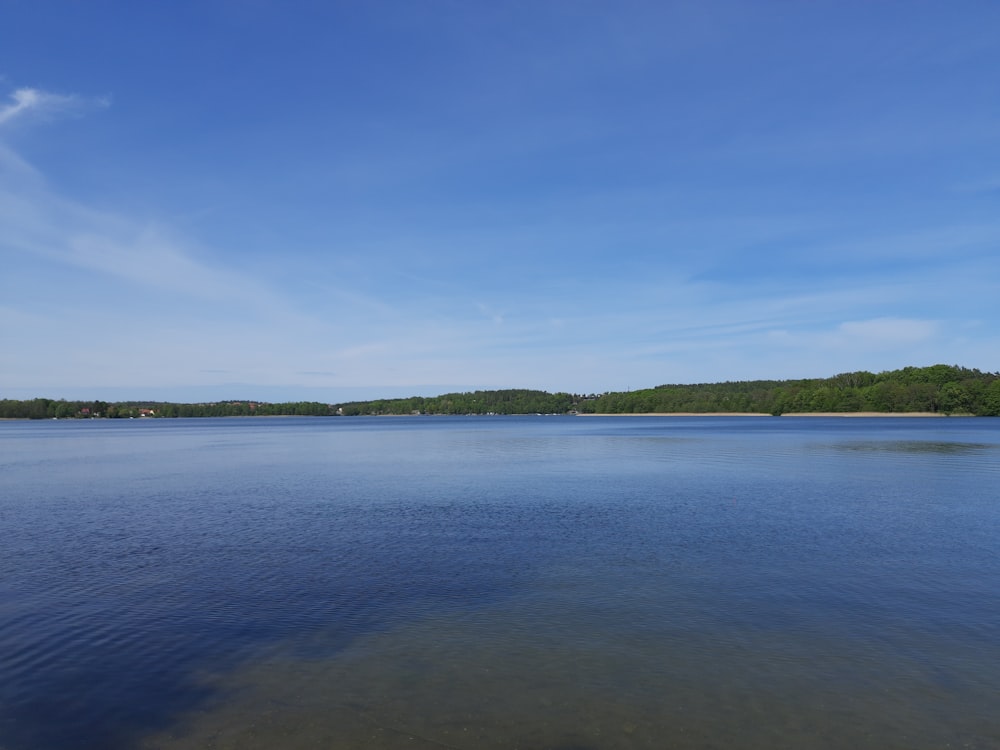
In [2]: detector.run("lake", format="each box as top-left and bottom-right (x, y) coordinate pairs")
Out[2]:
(1, 416), (998, 749)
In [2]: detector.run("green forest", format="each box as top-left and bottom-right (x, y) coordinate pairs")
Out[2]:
(3, 365), (1000, 419)
(0, 399), (332, 420)
(578, 364), (1000, 416)
(333, 365), (1000, 416)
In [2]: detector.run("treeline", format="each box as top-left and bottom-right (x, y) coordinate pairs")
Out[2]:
(3, 365), (1000, 420)
(335, 389), (577, 416)
(0, 399), (333, 420)
(335, 365), (1000, 416)
(577, 365), (1000, 416)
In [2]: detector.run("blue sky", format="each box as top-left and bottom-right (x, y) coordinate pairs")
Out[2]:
(2, 1), (999, 402)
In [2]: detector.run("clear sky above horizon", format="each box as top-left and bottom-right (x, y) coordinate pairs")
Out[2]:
(2, 1), (999, 402)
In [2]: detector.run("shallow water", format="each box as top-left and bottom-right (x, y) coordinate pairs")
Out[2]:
(2, 416), (998, 749)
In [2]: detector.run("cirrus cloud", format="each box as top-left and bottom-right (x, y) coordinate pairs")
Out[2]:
(837, 317), (940, 346)
(0, 86), (109, 128)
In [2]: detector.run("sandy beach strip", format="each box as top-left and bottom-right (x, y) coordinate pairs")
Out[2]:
(573, 411), (951, 417)
(574, 412), (770, 417)
(778, 411), (948, 417)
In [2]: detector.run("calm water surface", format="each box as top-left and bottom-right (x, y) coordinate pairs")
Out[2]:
(1, 416), (998, 749)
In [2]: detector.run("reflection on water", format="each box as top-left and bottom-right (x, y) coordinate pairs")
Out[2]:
(834, 439), (997, 454)
(1, 417), (999, 750)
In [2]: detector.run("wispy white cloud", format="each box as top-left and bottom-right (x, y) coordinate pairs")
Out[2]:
(755, 317), (949, 377)
(950, 175), (1000, 194)
(0, 86), (109, 127)
(0, 97), (372, 393)
(476, 302), (505, 325)
(836, 317), (939, 346)
(1, 168), (270, 307)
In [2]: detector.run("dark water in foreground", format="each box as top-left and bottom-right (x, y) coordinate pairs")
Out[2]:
(1, 416), (998, 749)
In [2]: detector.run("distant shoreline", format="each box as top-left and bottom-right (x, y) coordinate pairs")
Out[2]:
(573, 411), (953, 417)
(0, 412), (975, 421)
(780, 411), (948, 417)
